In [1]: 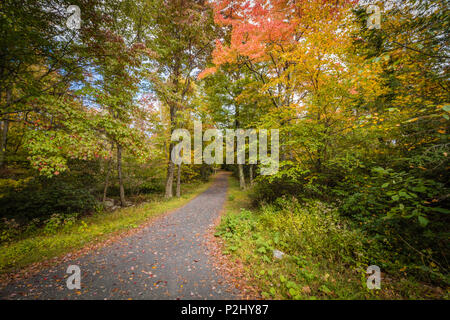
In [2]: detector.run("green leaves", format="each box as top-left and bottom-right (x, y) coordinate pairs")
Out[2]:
(257, 246), (267, 254)
(319, 285), (332, 295)
(418, 215), (429, 227)
(443, 105), (450, 120)
(288, 288), (298, 297)
(430, 207), (450, 214)
(270, 287), (276, 296)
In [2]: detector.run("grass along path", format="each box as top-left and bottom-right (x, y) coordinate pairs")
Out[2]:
(0, 178), (214, 277)
(215, 176), (443, 299)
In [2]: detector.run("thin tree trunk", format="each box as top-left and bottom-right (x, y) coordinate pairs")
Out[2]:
(238, 163), (245, 190)
(165, 142), (175, 198)
(102, 146), (113, 202)
(164, 63), (180, 199)
(102, 159), (111, 202)
(235, 101), (245, 190)
(165, 97), (177, 199)
(0, 89), (11, 168)
(176, 163), (181, 197)
(102, 143), (114, 202)
(249, 164), (253, 186)
(165, 161), (175, 198)
(117, 143), (126, 206)
(0, 120), (8, 168)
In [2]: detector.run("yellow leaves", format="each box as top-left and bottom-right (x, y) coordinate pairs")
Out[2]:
(437, 129), (446, 134)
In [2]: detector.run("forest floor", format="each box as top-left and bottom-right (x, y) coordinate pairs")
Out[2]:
(0, 172), (241, 299)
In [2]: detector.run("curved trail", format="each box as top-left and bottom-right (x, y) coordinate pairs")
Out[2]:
(0, 172), (240, 300)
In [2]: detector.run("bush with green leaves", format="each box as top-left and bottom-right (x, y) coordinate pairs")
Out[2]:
(0, 218), (21, 243)
(217, 196), (379, 299)
(333, 166), (449, 284)
(336, 167), (448, 226)
(251, 155), (449, 285)
(42, 213), (79, 235)
(0, 178), (97, 223)
(218, 197), (370, 267)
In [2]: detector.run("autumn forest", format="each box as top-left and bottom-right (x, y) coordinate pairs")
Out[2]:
(0, 0), (448, 300)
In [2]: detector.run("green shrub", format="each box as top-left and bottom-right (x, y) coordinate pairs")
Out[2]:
(334, 167), (449, 284)
(136, 180), (164, 194)
(0, 179), (97, 223)
(0, 218), (21, 243)
(42, 213), (79, 235)
(258, 197), (368, 268)
(251, 161), (450, 285)
(217, 195), (376, 299)
(218, 197), (370, 269)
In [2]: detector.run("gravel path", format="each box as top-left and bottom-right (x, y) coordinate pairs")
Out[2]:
(0, 172), (240, 300)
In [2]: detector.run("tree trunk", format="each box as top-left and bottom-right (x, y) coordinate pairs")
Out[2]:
(117, 143), (126, 206)
(165, 142), (175, 198)
(0, 89), (11, 168)
(164, 63), (180, 199)
(238, 163), (245, 190)
(102, 158), (112, 203)
(165, 162), (175, 198)
(234, 101), (245, 190)
(102, 143), (115, 202)
(249, 164), (253, 186)
(176, 164), (181, 197)
(0, 119), (8, 169)
(164, 99), (176, 199)
(102, 161), (111, 203)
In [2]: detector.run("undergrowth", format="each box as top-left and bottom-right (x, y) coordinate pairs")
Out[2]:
(216, 177), (448, 300)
